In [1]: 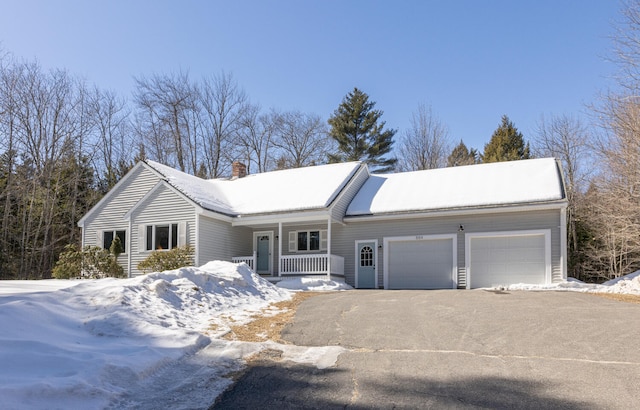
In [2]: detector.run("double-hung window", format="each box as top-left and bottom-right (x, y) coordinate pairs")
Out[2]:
(146, 223), (179, 251)
(289, 230), (327, 252)
(103, 230), (126, 253)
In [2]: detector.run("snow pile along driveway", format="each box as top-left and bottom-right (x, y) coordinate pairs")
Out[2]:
(0, 261), (296, 409)
(505, 270), (640, 295)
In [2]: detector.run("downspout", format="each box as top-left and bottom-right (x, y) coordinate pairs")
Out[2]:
(561, 206), (568, 281)
(327, 216), (332, 279)
(278, 222), (282, 277)
(195, 211), (200, 267)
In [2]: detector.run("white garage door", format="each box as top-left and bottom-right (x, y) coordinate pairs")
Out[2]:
(386, 236), (455, 289)
(468, 232), (549, 288)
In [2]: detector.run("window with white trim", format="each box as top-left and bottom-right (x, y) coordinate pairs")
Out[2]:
(146, 223), (178, 251)
(288, 230), (327, 252)
(103, 230), (126, 253)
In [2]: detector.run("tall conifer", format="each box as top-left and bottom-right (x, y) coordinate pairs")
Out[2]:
(482, 115), (530, 163)
(447, 140), (478, 167)
(327, 88), (397, 172)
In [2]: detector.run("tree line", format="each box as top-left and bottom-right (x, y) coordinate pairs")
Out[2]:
(2, 1), (640, 281)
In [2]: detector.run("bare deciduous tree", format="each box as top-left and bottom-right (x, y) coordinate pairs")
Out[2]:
(533, 114), (593, 279)
(397, 104), (451, 171)
(90, 87), (133, 190)
(272, 111), (330, 169)
(235, 104), (277, 174)
(134, 72), (199, 174)
(612, 0), (640, 91)
(199, 71), (247, 178)
(583, 94), (640, 280)
(0, 56), (98, 278)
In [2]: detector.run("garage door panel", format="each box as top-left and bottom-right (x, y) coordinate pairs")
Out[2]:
(388, 238), (454, 290)
(469, 234), (547, 288)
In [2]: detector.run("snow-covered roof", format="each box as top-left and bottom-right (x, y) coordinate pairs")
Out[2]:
(145, 160), (362, 216)
(346, 158), (565, 216)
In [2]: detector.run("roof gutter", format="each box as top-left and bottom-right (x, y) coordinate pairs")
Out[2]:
(343, 200), (568, 223)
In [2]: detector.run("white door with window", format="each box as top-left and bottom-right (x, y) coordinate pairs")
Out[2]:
(254, 231), (273, 275)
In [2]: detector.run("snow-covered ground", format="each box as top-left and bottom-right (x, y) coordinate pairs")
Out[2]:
(505, 270), (640, 294)
(0, 264), (638, 410)
(0, 262), (347, 410)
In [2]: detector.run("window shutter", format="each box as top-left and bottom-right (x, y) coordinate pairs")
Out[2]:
(178, 222), (187, 246)
(320, 230), (328, 251)
(288, 232), (297, 253)
(96, 231), (103, 248)
(138, 225), (146, 253)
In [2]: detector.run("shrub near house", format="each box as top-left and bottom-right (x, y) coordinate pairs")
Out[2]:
(53, 244), (124, 279)
(138, 245), (195, 274)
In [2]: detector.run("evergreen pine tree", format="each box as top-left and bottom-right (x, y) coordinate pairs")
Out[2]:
(447, 140), (478, 167)
(327, 88), (397, 173)
(482, 115), (531, 163)
(109, 235), (123, 259)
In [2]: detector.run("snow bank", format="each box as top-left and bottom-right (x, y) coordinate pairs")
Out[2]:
(0, 261), (291, 410)
(277, 277), (353, 291)
(504, 271), (640, 295)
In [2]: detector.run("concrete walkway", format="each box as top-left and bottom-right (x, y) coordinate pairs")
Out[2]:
(213, 290), (640, 409)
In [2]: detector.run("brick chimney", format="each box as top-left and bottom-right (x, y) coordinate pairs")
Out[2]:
(232, 161), (247, 179)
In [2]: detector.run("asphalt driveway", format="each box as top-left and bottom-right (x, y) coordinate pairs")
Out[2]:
(213, 290), (640, 409)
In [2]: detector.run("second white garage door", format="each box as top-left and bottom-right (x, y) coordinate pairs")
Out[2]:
(466, 230), (550, 289)
(384, 235), (456, 289)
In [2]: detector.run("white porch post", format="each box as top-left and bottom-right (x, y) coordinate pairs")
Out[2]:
(327, 217), (332, 279)
(278, 222), (282, 277)
(127, 218), (132, 278)
(561, 207), (568, 281)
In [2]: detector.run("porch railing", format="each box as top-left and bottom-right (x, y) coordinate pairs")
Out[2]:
(232, 254), (256, 271)
(280, 254), (345, 276)
(232, 253), (345, 276)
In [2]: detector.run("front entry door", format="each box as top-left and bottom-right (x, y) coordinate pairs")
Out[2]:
(255, 232), (272, 274)
(356, 241), (377, 288)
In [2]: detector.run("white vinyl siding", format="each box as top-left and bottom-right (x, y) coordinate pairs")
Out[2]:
(197, 215), (252, 266)
(333, 209), (564, 288)
(129, 184), (196, 276)
(330, 165), (369, 221)
(81, 165), (160, 276)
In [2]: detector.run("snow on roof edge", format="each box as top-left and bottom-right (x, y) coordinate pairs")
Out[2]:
(143, 160), (363, 217)
(144, 160), (239, 216)
(345, 158), (567, 216)
(321, 161), (364, 208)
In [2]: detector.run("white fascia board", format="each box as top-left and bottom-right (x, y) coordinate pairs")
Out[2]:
(231, 210), (332, 226)
(78, 161), (148, 227)
(196, 207), (234, 223)
(343, 201), (568, 223)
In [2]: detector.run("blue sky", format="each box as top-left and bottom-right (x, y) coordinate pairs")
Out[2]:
(0, 0), (621, 153)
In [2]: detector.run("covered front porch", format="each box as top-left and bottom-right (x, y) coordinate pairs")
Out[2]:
(233, 253), (345, 277)
(231, 216), (345, 278)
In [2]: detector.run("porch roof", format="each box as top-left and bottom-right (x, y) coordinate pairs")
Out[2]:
(145, 160), (362, 217)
